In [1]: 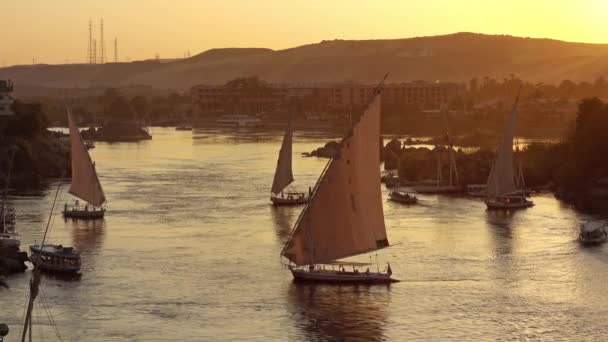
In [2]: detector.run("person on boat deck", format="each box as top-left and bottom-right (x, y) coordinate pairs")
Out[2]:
(85, 205), (88, 211)
(365, 268), (370, 275)
(387, 263), (392, 276)
(64, 203), (68, 212)
(309, 265), (314, 271)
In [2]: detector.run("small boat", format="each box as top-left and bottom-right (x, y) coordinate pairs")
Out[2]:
(380, 169), (398, 183)
(29, 244), (81, 274)
(467, 184), (487, 197)
(216, 114), (261, 128)
(578, 221), (608, 245)
(485, 94), (534, 210)
(282, 78), (398, 284)
(388, 190), (418, 204)
(63, 108), (107, 219)
(384, 174), (401, 188)
(270, 111), (309, 206)
(0, 231), (28, 273)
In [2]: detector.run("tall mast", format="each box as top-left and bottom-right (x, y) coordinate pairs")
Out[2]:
(21, 184), (62, 342)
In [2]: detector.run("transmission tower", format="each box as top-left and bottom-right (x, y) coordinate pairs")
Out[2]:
(99, 18), (105, 64)
(114, 38), (118, 63)
(92, 39), (97, 64)
(88, 19), (94, 64)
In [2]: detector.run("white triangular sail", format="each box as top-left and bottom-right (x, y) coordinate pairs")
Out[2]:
(271, 113), (294, 195)
(67, 109), (106, 207)
(282, 94), (388, 266)
(486, 97), (519, 198)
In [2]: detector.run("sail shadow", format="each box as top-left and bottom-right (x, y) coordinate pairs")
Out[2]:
(287, 283), (389, 342)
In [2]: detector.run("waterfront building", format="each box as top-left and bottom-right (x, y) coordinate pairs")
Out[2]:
(190, 80), (465, 116)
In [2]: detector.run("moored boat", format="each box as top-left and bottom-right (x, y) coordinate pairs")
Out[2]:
(281, 77), (398, 284)
(578, 221), (608, 245)
(216, 114), (261, 128)
(467, 184), (487, 197)
(388, 190), (418, 204)
(29, 244), (81, 274)
(62, 108), (107, 219)
(485, 93), (534, 210)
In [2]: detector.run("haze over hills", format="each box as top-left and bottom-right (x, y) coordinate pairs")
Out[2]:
(3, 32), (608, 92)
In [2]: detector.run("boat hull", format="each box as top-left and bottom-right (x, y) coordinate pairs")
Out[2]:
(30, 245), (81, 274)
(485, 199), (534, 210)
(579, 236), (608, 246)
(290, 268), (398, 284)
(62, 208), (105, 219)
(271, 196), (308, 206)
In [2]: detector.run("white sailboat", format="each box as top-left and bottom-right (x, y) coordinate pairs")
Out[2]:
(281, 84), (397, 284)
(62, 108), (107, 219)
(270, 112), (309, 206)
(485, 95), (534, 210)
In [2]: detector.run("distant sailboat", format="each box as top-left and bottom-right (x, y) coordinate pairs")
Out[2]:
(270, 112), (309, 206)
(413, 106), (460, 194)
(485, 95), (534, 210)
(281, 80), (398, 284)
(62, 108), (107, 219)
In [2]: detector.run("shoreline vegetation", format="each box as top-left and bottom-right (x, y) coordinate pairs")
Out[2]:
(0, 102), (69, 192)
(306, 97), (608, 212)
(3, 94), (608, 213)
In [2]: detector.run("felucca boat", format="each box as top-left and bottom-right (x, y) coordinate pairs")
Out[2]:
(485, 95), (534, 210)
(62, 108), (107, 219)
(270, 112), (309, 206)
(281, 81), (398, 284)
(412, 107), (461, 194)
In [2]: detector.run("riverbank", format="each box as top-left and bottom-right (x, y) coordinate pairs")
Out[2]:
(0, 131), (69, 192)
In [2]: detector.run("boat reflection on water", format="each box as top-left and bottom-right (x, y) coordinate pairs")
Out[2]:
(485, 210), (516, 258)
(68, 218), (106, 258)
(287, 283), (389, 342)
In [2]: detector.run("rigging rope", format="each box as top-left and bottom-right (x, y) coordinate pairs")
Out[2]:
(39, 287), (64, 342)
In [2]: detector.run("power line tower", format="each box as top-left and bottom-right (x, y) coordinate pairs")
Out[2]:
(99, 18), (105, 64)
(88, 19), (94, 64)
(92, 39), (97, 64)
(114, 38), (118, 63)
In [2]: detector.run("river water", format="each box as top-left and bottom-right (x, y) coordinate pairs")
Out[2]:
(1, 127), (607, 341)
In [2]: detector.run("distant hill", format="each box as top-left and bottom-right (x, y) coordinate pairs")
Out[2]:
(2, 32), (608, 92)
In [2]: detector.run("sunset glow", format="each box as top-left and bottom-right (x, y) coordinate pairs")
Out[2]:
(3, 0), (608, 66)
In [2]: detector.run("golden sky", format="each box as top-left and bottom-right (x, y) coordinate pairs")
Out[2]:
(2, 0), (607, 66)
